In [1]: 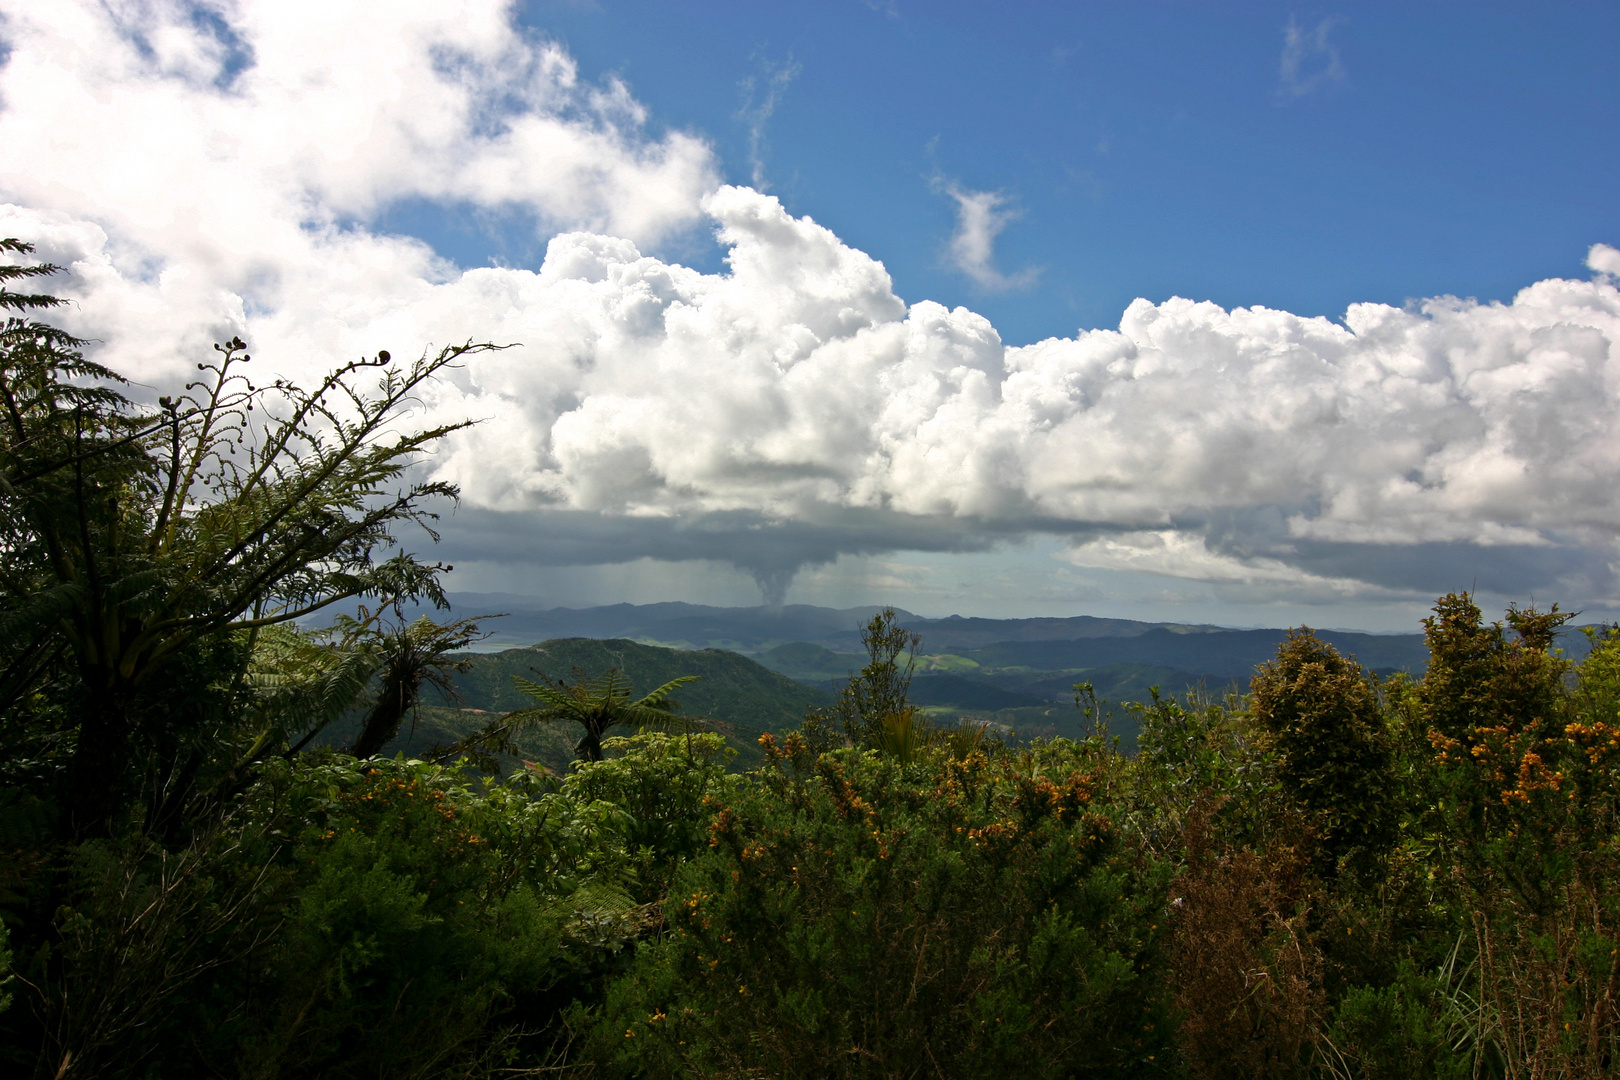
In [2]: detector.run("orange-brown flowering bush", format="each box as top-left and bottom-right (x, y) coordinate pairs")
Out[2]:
(589, 736), (1175, 1078)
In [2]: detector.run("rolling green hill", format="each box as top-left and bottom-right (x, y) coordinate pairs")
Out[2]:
(752, 637), (1232, 752)
(431, 638), (834, 771)
(905, 662), (1238, 751)
(957, 628), (1427, 680)
(383, 600), (1445, 759)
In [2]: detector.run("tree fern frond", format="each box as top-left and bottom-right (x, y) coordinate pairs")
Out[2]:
(504, 667), (708, 762)
(637, 674), (700, 710)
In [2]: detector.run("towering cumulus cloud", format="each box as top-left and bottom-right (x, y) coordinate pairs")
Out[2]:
(421, 205), (1620, 603)
(2, 2), (1617, 606)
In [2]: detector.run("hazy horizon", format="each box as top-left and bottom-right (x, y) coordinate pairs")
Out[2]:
(430, 590), (1472, 640)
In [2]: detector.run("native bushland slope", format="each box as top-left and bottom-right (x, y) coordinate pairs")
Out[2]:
(436, 639), (832, 771)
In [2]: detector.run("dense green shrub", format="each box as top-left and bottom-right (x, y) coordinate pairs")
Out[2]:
(590, 735), (1176, 1078)
(210, 754), (617, 1079)
(1320, 601), (1620, 1078)
(1324, 958), (1479, 1080)
(1249, 629), (1394, 878)
(801, 608), (921, 753)
(1133, 601), (1620, 1079)
(1129, 685), (1280, 859)
(12, 753), (643, 1079)
(561, 732), (739, 900)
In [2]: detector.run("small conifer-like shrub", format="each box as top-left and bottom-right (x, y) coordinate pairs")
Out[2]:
(1249, 628), (1394, 877)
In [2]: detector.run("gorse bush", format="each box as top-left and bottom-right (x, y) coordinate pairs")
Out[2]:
(19, 755), (601, 1078)
(1399, 601), (1620, 1078)
(1249, 629), (1394, 879)
(14, 741), (735, 1079)
(1148, 601), (1620, 1080)
(591, 734), (1176, 1079)
(215, 755), (605, 1079)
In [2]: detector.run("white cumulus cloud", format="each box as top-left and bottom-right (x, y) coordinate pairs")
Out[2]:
(0, 0), (717, 382)
(1590, 243), (1620, 281)
(2, 0), (1617, 608)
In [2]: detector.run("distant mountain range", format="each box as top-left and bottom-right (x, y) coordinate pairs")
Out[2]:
(392, 596), (1434, 755)
(421, 593), (1438, 676)
(423, 593), (1427, 662)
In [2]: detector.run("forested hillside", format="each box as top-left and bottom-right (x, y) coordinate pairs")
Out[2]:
(449, 638), (831, 723)
(424, 639), (831, 772)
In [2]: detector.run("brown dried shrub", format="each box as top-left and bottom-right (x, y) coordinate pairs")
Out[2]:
(1169, 806), (1324, 1080)
(1475, 875), (1620, 1080)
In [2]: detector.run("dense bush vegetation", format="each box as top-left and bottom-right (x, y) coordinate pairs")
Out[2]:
(589, 735), (1174, 1078)
(3, 243), (1618, 1077)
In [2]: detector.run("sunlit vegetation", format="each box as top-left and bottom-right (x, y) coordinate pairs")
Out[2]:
(3, 244), (1617, 1077)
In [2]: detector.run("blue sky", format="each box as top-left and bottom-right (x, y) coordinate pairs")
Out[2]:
(392, 0), (1620, 346)
(3, 1), (1619, 630)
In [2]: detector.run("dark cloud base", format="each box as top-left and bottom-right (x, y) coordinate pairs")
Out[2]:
(432, 506), (1057, 604)
(425, 506), (1617, 610)
(1196, 507), (1618, 600)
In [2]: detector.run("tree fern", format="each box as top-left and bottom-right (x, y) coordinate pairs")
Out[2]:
(506, 669), (708, 763)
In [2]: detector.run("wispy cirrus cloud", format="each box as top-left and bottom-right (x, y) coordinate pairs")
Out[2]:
(736, 55), (800, 191)
(1278, 15), (1347, 99)
(938, 182), (1038, 291)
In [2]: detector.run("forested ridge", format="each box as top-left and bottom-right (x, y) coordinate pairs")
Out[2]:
(3, 242), (1618, 1078)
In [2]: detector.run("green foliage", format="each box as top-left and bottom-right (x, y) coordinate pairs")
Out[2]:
(346, 612), (487, 758)
(1405, 596), (1608, 907)
(592, 739), (1175, 1078)
(1565, 625), (1620, 846)
(1249, 629), (1394, 877)
(0, 242), (501, 837)
(1130, 686), (1278, 857)
(6, 573), (1618, 1078)
(801, 607), (920, 751)
(1324, 957), (1478, 1080)
(504, 667), (707, 764)
(438, 638), (829, 772)
(1412, 593), (1578, 874)
(1571, 624), (1620, 722)
(797, 610), (1003, 764)
(0, 920), (12, 1017)
(16, 819), (302, 1078)
(244, 621), (386, 756)
(214, 755), (591, 1079)
(1420, 593), (1572, 747)
(562, 732), (739, 899)
(453, 638), (829, 724)
(12, 752), (649, 1079)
